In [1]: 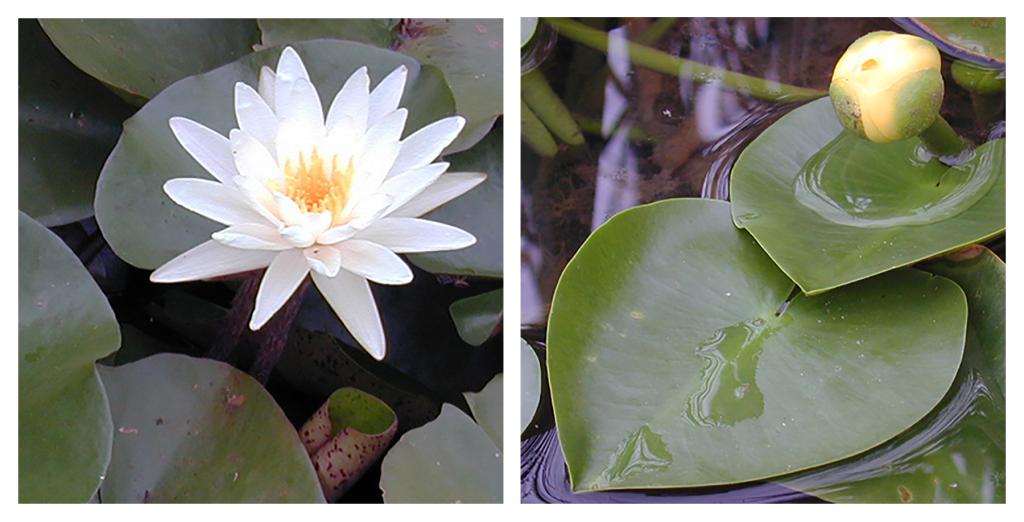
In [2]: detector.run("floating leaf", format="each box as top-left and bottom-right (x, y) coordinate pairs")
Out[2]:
(521, 339), (541, 434)
(19, 212), (121, 502)
(95, 40), (455, 269)
(547, 199), (966, 491)
(731, 97), (1004, 295)
(782, 245), (1004, 502)
(380, 404), (502, 503)
(39, 19), (260, 99)
(98, 353), (324, 503)
(258, 19), (397, 49)
(450, 289), (503, 346)
(18, 19), (133, 226)
(300, 388), (398, 501)
(522, 18), (539, 47)
(464, 374), (503, 450)
(395, 19), (503, 153)
(893, 17), (1004, 67)
(408, 127), (503, 278)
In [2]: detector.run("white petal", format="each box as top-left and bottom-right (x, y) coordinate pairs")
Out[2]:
(316, 224), (358, 245)
(250, 249), (310, 330)
(276, 46), (311, 83)
(345, 193), (392, 229)
(276, 77), (324, 138)
(351, 140), (401, 199)
(326, 66), (369, 134)
(389, 116), (465, 175)
(311, 270), (386, 359)
(258, 66), (277, 108)
(163, 178), (267, 226)
(150, 240), (275, 283)
(390, 172), (487, 218)
(234, 82), (279, 154)
(169, 117), (237, 185)
(367, 65), (408, 128)
(230, 129), (280, 182)
(356, 218), (476, 253)
(303, 245), (341, 277)
(322, 116), (360, 163)
(273, 193), (306, 226)
(307, 211), (333, 236)
(335, 239), (412, 285)
(378, 162), (449, 213)
(280, 224), (316, 248)
(362, 108), (408, 148)
(211, 223), (291, 251)
(234, 175), (284, 227)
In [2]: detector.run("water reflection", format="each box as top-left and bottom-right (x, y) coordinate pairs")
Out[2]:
(684, 318), (772, 427)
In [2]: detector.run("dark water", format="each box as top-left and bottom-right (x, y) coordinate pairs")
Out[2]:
(520, 17), (1004, 503)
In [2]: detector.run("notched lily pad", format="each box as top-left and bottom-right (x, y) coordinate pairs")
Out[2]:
(19, 212), (121, 502)
(98, 353), (324, 503)
(547, 199), (967, 491)
(782, 246), (1004, 503)
(95, 39), (456, 269)
(731, 97), (1004, 295)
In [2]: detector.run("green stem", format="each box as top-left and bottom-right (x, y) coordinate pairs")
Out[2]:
(522, 68), (585, 145)
(574, 113), (650, 142)
(544, 17), (826, 103)
(521, 100), (559, 157)
(919, 115), (968, 158)
(635, 17), (677, 46)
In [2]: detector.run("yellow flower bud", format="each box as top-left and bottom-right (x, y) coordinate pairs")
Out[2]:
(830, 31), (944, 143)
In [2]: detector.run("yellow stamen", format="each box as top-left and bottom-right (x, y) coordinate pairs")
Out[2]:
(277, 147), (354, 225)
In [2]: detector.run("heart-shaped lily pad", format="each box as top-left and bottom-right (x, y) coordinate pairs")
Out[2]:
(379, 403), (502, 503)
(893, 17), (1004, 68)
(782, 245), (1004, 503)
(731, 97), (1004, 295)
(258, 19), (397, 49)
(19, 212), (121, 502)
(547, 199), (966, 491)
(95, 40), (455, 270)
(40, 19), (260, 99)
(98, 353), (324, 502)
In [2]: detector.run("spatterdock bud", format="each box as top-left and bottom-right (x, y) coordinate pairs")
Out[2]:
(829, 31), (944, 143)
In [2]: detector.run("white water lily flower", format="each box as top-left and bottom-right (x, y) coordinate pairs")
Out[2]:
(150, 47), (485, 360)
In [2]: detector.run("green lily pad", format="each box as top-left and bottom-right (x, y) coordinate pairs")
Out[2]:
(521, 18), (539, 47)
(19, 212), (121, 502)
(894, 18), (1004, 67)
(408, 126), (503, 278)
(450, 289), (503, 346)
(95, 40), (455, 270)
(782, 245), (1004, 502)
(731, 97), (1004, 295)
(380, 404), (502, 503)
(39, 19), (260, 99)
(521, 339), (541, 434)
(395, 19), (502, 153)
(547, 199), (966, 491)
(258, 19), (397, 49)
(98, 353), (325, 503)
(464, 373), (503, 450)
(19, 20), (134, 226)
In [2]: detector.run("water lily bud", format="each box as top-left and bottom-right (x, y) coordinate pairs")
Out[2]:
(830, 31), (944, 143)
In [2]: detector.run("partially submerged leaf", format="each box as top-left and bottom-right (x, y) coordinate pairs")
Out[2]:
(464, 374), (503, 450)
(19, 212), (120, 502)
(521, 339), (542, 434)
(449, 289), (503, 346)
(98, 353), (324, 503)
(731, 97), (1004, 295)
(380, 404), (502, 503)
(547, 199), (966, 491)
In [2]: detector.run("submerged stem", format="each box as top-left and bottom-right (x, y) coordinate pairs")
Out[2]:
(250, 281), (308, 384)
(207, 275), (259, 361)
(522, 68), (585, 146)
(544, 17), (825, 103)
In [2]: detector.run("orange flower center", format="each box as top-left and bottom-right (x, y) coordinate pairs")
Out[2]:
(278, 147), (354, 224)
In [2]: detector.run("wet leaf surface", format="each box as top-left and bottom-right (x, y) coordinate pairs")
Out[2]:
(547, 199), (966, 491)
(731, 97), (1004, 295)
(19, 212), (120, 502)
